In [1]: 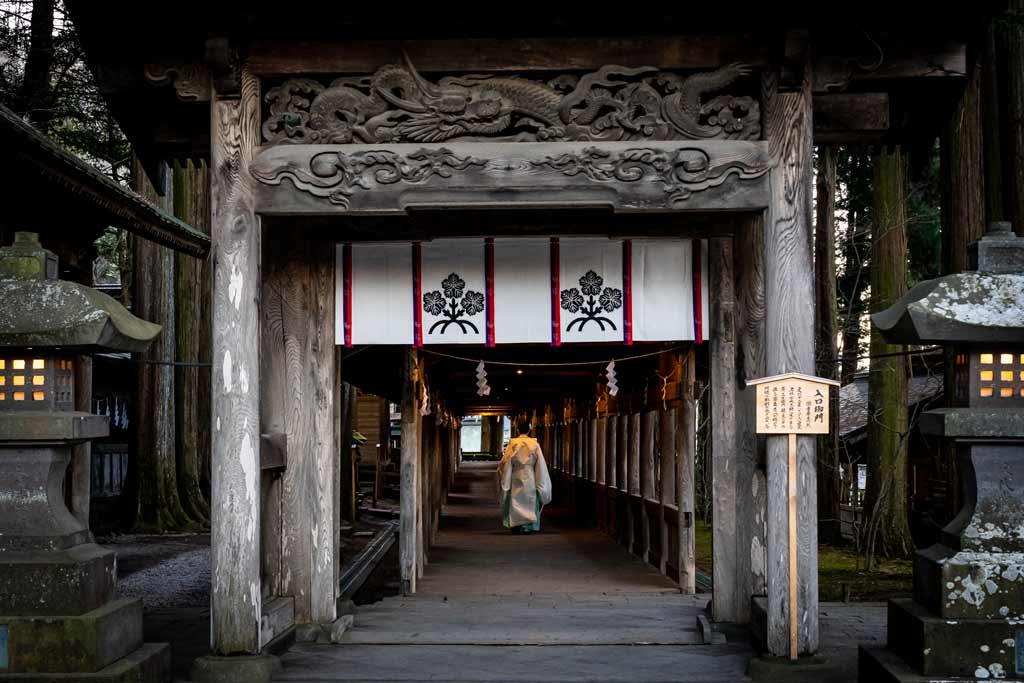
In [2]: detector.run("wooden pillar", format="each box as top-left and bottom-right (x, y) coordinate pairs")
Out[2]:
(400, 348), (420, 595)
(261, 226), (336, 625)
(596, 417), (607, 485)
(617, 414), (628, 492)
(677, 350), (697, 593)
(640, 409), (656, 563)
(628, 413), (641, 553)
(70, 355), (93, 527)
(734, 215), (768, 620)
(659, 407), (676, 576)
(606, 416), (618, 490)
(710, 237), (738, 622)
(210, 67), (262, 655)
(763, 64), (818, 656)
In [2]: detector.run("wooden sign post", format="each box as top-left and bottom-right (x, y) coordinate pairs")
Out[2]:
(746, 372), (840, 660)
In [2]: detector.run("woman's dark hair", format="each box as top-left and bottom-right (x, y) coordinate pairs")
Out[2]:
(516, 419), (531, 435)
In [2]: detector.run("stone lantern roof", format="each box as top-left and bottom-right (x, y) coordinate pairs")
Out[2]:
(0, 232), (161, 352)
(872, 222), (1024, 345)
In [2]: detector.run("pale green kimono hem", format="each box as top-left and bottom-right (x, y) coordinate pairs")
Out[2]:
(502, 491), (542, 532)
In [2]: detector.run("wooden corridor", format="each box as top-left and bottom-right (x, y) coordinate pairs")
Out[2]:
(275, 461), (753, 682)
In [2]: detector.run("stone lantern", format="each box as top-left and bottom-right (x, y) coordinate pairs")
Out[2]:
(0, 232), (169, 680)
(860, 222), (1024, 682)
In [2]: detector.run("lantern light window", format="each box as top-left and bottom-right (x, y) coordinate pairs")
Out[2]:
(12, 360), (24, 370)
(1001, 387), (1014, 398)
(13, 391), (24, 401)
(32, 376), (43, 386)
(32, 359), (44, 369)
(32, 391), (44, 401)
(981, 387), (994, 397)
(0, 392), (4, 400)
(981, 354), (994, 364)
(12, 376), (24, 386)
(0, 360), (4, 369)
(1002, 371), (1015, 382)
(981, 370), (994, 381)
(1001, 354), (1015, 365)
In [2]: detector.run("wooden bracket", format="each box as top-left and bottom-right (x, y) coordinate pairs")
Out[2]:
(779, 30), (810, 92)
(260, 432), (288, 472)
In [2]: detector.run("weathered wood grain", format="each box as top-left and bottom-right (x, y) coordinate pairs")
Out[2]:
(400, 348), (419, 595)
(734, 214), (768, 620)
(210, 67), (262, 655)
(628, 413), (641, 497)
(677, 350), (697, 594)
(606, 416), (618, 491)
(710, 237), (738, 622)
(589, 419), (598, 484)
(246, 35), (772, 75)
(762, 68), (818, 656)
(596, 417), (607, 485)
(659, 408), (676, 576)
(250, 141), (772, 216)
(640, 409), (657, 563)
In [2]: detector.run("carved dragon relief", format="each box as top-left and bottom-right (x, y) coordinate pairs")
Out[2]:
(249, 145), (768, 210)
(262, 58), (760, 145)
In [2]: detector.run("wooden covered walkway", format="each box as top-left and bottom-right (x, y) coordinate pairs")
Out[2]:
(275, 461), (753, 682)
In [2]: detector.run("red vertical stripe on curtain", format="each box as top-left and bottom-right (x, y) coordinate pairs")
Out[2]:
(485, 238), (495, 347)
(623, 239), (633, 345)
(412, 241), (423, 347)
(343, 243), (353, 347)
(550, 237), (561, 346)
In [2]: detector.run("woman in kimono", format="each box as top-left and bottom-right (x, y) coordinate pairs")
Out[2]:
(497, 419), (552, 533)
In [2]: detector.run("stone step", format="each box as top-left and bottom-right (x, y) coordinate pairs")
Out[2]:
(0, 642), (170, 683)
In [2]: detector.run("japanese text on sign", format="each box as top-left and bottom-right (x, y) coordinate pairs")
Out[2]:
(754, 376), (831, 435)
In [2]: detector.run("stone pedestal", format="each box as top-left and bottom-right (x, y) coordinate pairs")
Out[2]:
(0, 413), (170, 681)
(859, 410), (1024, 682)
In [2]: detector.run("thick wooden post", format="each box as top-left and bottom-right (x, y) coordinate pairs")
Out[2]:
(659, 408), (676, 575)
(734, 215), (768, 621)
(628, 413), (641, 553)
(588, 418), (598, 483)
(763, 65), (818, 656)
(606, 419), (617, 499)
(640, 409), (656, 563)
(400, 348), (420, 595)
(677, 349), (697, 593)
(261, 229), (337, 625)
(710, 237), (738, 622)
(617, 414), (627, 492)
(596, 417), (607, 485)
(210, 67), (262, 655)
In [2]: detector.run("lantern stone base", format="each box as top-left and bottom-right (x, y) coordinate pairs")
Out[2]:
(0, 598), (147, 673)
(0, 543), (115, 615)
(0, 642), (171, 683)
(914, 544), (1024, 620)
(190, 654), (281, 683)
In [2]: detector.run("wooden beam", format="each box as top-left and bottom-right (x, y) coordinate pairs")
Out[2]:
(710, 237), (738, 622)
(246, 35), (772, 75)
(400, 348), (419, 595)
(259, 432), (287, 471)
(210, 67), (262, 655)
(677, 349), (697, 594)
(812, 93), (890, 143)
(251, 141), (772, 216)
(762, 67), (818, 656)
(734, 214), (768, 622)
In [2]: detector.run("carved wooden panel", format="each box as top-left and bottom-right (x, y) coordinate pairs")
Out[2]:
(250, 141), (771, 215)
(261, 59), (760, 145)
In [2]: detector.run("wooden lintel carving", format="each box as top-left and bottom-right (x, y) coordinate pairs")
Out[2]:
(249, 141), (771, 214)
(143, 63), (211, 101)
(262, 58), (760, 146)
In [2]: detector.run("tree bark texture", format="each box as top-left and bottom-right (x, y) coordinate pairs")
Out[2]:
(864, 146), (914, 562)
(173, 159), (211, 526)
(129, 156), (192, 532)
(814, 146), (841, 544)
(17, 0), (54, 127)
(997, 0), (1024, 236)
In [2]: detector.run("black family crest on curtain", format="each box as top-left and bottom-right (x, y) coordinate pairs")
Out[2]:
(560, 270), (623, 332)
(423, 272), (485, 334)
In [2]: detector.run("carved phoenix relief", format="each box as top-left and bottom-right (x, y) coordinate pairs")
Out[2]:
(262, 58), (759, 145)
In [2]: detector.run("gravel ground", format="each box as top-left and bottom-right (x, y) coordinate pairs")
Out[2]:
(100, 534), (212, 609)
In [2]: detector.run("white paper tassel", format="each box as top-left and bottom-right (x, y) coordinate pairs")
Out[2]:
(476, 361), (491, 396)
(606, 359), (618, 397)
(419, 379), (431, 416)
